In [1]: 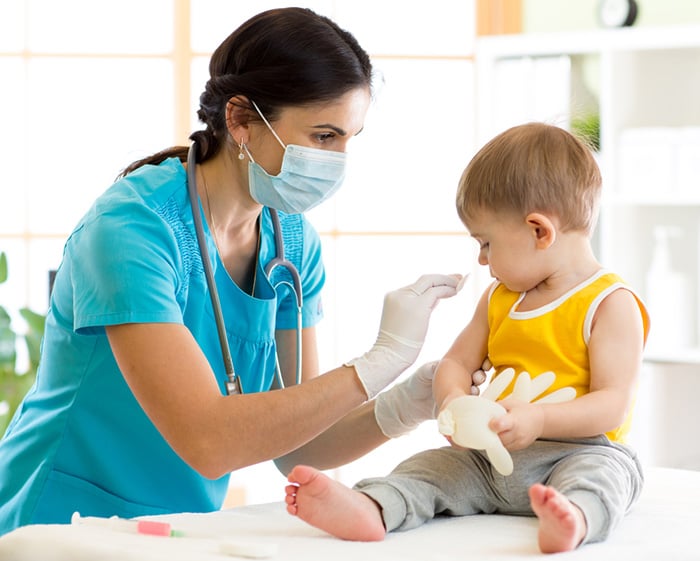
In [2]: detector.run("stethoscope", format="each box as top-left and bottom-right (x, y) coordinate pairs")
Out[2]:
(186, 143), (303, 395)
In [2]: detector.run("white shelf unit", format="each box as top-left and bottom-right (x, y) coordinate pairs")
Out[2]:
(475, 25), (700, 364)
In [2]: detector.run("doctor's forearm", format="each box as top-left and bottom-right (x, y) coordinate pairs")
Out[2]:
(108, 323), (385, 479)
(273, 400), (387, 475)
(195, 366), (374, 477)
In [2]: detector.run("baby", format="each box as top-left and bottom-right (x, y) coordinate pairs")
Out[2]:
(285, 123), (649, 553)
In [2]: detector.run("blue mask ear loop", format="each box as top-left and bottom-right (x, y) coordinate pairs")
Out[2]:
(187, 143), (242, 395)
(265, 208), (303, 387)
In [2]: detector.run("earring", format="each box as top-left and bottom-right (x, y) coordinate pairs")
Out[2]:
(238, 142), (246, 160)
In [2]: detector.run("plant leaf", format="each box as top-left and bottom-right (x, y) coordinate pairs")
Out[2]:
(19, 308), (46, 333)
(0, 326), (17, 369)
(0, 252), (7, 284)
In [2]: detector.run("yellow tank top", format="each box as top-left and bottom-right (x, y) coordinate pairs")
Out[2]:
(487, 270), (650, 443)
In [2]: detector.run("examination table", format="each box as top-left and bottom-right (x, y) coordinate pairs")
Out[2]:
(0, 466), (697, 560)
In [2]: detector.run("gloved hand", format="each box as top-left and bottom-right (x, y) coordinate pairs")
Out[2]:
(374, 361), (439, 438)
(469, 357), (492, 395)
(346, 274), (463, 399)
(375, 359), (490, 438)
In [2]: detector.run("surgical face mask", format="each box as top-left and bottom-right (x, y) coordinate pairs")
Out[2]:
(243, 101), (347, 214)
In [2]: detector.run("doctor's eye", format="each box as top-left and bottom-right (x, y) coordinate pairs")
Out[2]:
(314, 132), (336, 143)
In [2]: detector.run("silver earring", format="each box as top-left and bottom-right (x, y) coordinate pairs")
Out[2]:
(238, 143), (246, 160)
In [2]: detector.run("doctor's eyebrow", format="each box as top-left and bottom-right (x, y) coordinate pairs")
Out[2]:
(313, 124), (347, 136)
(312, 124), (365, 137)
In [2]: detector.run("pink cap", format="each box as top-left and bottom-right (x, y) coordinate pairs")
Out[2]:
(136, 520), (172, 537)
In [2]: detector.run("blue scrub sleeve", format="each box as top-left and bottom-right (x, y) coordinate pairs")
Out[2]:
(70, 201), (185, 334)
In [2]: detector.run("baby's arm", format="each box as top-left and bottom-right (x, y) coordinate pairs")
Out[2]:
(433, 286), (491, 411)
(557, 287), (644, 434)
(491, 288), (645, 448)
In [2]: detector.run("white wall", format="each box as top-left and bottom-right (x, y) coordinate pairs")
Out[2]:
(523, 0), (700, 31)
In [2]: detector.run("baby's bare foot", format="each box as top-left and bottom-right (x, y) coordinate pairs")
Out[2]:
(529, 483), (587, 553)
(285, 465), (386, 541)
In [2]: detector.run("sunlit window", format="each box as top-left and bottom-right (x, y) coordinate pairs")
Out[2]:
(0, 0), (176, 313)
(0, 0), (479, 505)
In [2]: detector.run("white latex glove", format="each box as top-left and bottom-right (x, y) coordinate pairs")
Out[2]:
(375, 359), (488, 438)
(346, 274), (463, 399)
(374, 361), (439, 438)
(437, 368), (576, 476)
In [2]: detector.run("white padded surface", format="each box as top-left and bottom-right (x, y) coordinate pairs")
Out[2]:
(0, 467), (697, 560)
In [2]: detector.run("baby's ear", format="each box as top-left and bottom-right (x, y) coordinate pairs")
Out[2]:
(525, 213), (556, 249)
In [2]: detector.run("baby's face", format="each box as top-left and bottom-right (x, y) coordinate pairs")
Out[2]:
(466, 210), (543, 292)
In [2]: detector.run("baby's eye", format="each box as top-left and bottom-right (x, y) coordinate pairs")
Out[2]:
(480, 242), (489, 250)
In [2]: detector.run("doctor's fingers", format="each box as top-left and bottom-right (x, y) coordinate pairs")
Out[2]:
(413, 277), (466, 309)
(406, 273), (463, 296)
(471, 368), (487, 386)
(469, 358), (492, 395)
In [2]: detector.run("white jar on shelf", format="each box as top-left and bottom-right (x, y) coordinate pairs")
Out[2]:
(645, 226), (692, 353)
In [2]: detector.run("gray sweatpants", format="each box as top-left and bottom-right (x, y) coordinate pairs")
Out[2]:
(354, 436), (643, 545)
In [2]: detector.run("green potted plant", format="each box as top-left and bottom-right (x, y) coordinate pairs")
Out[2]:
(0, 251), (46, 435)
(571, 113), (600, 152)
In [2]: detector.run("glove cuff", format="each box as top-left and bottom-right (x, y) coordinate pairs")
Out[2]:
(344, 346), (411, 400)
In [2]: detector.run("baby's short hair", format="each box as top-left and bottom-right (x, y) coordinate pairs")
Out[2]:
(456, 123), (602, 235)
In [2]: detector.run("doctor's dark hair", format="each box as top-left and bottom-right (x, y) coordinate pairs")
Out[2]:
(456, 123), (602, 236)
(120, 7), (372, 176)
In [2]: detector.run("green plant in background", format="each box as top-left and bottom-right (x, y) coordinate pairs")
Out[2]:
(571, 113), (600, 152)
(0, 251), (46, 436)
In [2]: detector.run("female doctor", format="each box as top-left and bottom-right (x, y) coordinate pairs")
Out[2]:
(0, 7), (475, 535)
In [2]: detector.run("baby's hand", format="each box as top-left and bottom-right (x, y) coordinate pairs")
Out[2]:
(489, 399), (544, 451)
(437, 394), (513, 475)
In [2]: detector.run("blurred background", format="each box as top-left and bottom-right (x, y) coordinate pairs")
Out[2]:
(1, 0), (699, 505)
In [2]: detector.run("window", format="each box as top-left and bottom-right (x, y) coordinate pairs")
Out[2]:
(0, 0), (480, 504)
(0, 0), (175, 319)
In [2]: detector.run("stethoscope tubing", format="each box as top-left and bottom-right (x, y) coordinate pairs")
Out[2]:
(187, 144), (241, 395)
(186, 142), (303, 395)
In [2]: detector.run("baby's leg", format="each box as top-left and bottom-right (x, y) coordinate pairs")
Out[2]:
(529, 483), (586, 553)
(541, 439), (643, 548)
(285, 465), (386, 541)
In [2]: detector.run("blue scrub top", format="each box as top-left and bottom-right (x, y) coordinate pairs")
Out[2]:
(0, 158), (325, 536)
